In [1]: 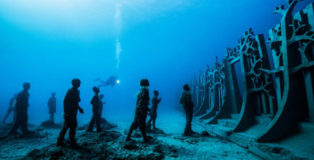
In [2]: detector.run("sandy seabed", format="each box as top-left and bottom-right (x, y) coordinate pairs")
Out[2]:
(0, 111), (261, 160)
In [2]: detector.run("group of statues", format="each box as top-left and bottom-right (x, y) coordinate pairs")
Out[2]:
(2, 78), (196, 148)
(125, 79), (195, 143)
(3, 89), (57, 126)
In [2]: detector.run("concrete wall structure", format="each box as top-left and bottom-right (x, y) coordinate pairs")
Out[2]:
(192, 1), (314, 159)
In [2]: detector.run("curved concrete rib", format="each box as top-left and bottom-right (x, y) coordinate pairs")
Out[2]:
(194, 89), (209, 117)
(207, 59), (242, 124)
(199, 85), (222, 120)
(257, 74), (303, 142)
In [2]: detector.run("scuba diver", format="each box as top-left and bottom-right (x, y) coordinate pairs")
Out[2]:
(95, 76), (119, 87)
(99, 94), (106, 117)
(57, 79), (84, 147)
(126, 79), (151, 142)
(8, 83), (31, 135)
(2, 93), (17, 124)
(87, 87), (101, 132)
(180, 84), (195, 136)
(47, 92), (57, 123)
(147, 90), (161, 131)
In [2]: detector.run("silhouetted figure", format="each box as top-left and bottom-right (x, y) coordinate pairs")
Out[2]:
(57, 79), (84, 147)
(48, 92), (57, 123)
(180, 84), (195, 136)
(98, 94), (117, 129)
(126, 79), (151, 142)
(147, 90), (161, 130)
(99, 94), (106, 117)
(2, 94), (17, 124)
(9, 83), (31, 135)
(95, 76), (119, 87)
(99, 94), (107, 125)
(87, 87), (101, 132)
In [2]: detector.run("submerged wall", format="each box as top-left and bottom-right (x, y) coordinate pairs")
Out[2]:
(192, 0), (314, 158)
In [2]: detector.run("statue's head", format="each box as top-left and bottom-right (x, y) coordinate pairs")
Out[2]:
(72, 78), (81, 89)
(93, 86), (100, 94)
(183, 84), (190, 91)
(140, 79), (149, 87)
(154, 90), (159, 96)
(23, 82), (31, 91)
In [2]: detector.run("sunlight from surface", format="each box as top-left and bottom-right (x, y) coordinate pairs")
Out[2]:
(0, 0), (198, 70)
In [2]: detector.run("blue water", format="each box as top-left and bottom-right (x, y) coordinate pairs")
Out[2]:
(0, 0), (313, 127)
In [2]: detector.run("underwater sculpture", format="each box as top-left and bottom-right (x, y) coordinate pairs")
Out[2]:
(57, 78), (84, 147)
(87, 87), (102, 132)
(191, 0), (314, 158)
(126, 79), (151, 142)
(147, 90), (162, 131)
(8, 82), (31, 135)
(47, 92), (57, 123)
(99, 94), (105, 116)
(193, 70), (206, 117)
(39, 92), (60, 128)
(228, 28), (277, 132)
(180, 84), (195, 136)
(98, 94), (117, 129)
(257, 0), (314, 142)
(2, 93), (17, 124)
(77, 90), (117, 131)
(195, 57), (225, 122)
(40, 92), (64, 129)
(193, 67), (208, 117)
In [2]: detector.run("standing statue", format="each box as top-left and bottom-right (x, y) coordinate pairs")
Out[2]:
(8, 83), (31, 135)
(57, 79), (84, 147)
(147, 90), (161, 130)
(98, 94), (117, 129)
(2, 93), (17, 124)
(126, 79), (151, 142)
(47, 92), (57, 123)
(180, 84), (195, 136)
(87, 87), (102, 132)
(99, 94), (106, 118)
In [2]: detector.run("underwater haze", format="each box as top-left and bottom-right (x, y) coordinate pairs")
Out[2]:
(0, 0), (312, 130)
